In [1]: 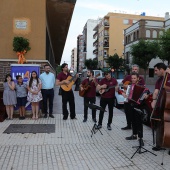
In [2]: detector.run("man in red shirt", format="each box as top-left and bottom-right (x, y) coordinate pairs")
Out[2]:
(56, 63), (78, 120)
(121, 64), (145, 130)
(80, 70), (98, 123)
(96, 71), (118, 130)
(151, 63), (170, 151)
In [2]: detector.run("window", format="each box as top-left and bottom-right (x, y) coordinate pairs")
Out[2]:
(123, 19), (129, 25)
(146, 30), (151, 38)
(153, 30), (157, 38)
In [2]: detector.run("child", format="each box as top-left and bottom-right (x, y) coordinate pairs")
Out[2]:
(3, 74), (17, 119)
(27, 71), (42, 119)
(15, 75), (27, 120)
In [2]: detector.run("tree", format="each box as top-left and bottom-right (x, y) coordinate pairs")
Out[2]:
(130, 39), (160, 81)
(158, 30), (170, 64)
(85, 58), (98, 69)
(104, 53), (124, 78)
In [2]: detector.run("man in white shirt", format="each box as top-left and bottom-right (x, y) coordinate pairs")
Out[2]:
(40, 64), (55, 118)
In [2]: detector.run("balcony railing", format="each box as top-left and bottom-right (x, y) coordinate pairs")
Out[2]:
(103, 43), (109, 48)
(93, 31), (98, 38)
(104, 33), (109, 37)
(93, 39), (98, 46)
(104, 22), (110, 27)
(93, 49), (98, 54)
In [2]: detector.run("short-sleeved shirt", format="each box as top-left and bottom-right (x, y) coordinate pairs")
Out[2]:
(81, 78), (97, 98)
(15, 82), (27, 97)
(122, 75), (145, 86)
(99, 78), (118, 98)
(57, 72), (72, 91)
(39, 72), (55, 89)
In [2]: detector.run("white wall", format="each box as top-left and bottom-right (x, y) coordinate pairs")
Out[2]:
(86, 19), (98, 59)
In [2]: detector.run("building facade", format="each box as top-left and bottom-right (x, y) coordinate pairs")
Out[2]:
(82, 19), (99, 61)
(93, 13), (164, 68)
(71, 48), (77, 72)
(77, 35), (84, 72)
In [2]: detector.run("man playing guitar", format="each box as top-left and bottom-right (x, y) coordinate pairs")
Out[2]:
(79, 70), (98, 123)
(121, 64), (145, 130)
(56, 63), (78, 120)
(96, 71), (118, 130)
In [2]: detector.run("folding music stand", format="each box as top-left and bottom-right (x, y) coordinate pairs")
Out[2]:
(131, 108), (157, 159)
(85, 103), (106, 137)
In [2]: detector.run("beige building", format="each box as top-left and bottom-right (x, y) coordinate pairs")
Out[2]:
(93, 13), (164, 68)
(0, 0), (76, 84)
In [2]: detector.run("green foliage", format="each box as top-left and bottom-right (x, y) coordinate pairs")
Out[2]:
(104, 53), (124, 70)
(13, 37), (31, 52)
(56, 65), (62, 75)
(85, 58), (98, 69)
(130, 39), (159, 70)
(158, 30), (170, 64)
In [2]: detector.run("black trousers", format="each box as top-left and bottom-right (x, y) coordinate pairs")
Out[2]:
(131, 104), (143, 138)
(84, 97), (96, 120)
(61, 90), (76, 119)
(98, 97), (114, 125)
(41, 89), (54, 115)
(124, 102), (132, 127)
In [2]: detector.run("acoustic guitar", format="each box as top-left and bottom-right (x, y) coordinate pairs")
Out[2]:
(60, 73), (77, 91)
(79, 73), (100, 97)
(99, 85), (117, 95)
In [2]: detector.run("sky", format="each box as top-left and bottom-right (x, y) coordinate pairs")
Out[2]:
(61, 0), (170, 68)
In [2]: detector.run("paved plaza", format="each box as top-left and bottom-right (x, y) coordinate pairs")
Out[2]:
(0, 86), (170, 170)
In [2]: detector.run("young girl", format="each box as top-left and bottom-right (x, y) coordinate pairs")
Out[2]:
(27, 71), (42, 119)
(3, 74), (17, 119)
(15, 75), (27, 119)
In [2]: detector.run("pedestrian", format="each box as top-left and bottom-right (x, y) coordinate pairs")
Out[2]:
(27, 71), (42, 119)
(96, 71), (118, 130)
(56, 63), (78, 120)
(79, 70), (98, 123)
(3, 74), (17, 119)
(39, 64), (55, 118)
(15, 75), (27, 120)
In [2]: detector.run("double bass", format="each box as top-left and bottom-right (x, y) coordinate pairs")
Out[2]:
(150, 71), (170, 148)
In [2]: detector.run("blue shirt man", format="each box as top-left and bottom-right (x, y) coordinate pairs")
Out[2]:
(39, 64), (55, 118)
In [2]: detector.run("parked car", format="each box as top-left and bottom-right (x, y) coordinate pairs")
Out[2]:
(114, 79), (125, 108)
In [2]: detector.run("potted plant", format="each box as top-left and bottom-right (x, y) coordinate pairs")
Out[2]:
(13, 36), (31, 64)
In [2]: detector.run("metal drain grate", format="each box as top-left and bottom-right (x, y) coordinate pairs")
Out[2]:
(3, 124), (55, 134)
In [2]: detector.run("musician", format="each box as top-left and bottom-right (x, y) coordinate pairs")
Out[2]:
(151, 63), (170, 151)
(56, 63), (78, 120)
(122, 72), (145, 143)
(80, 70), (98, 123)
(121, 64), (145, 130)
(96, 71), (118, 130)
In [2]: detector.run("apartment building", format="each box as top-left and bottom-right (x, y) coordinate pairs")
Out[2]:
(93, 12), (164, 68)
(71, 48), (77, 72)
(83, 19), (99, 61)
(77, 35), (84, 72)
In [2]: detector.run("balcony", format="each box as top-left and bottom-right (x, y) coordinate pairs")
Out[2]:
(104, 22), (110, 27)
(103, 43), (109, 48)
(93, 31), (98, 39)
(93, 39), (98, 46)
(93, 49), (98, 54)
(104, 33), (109, 37)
